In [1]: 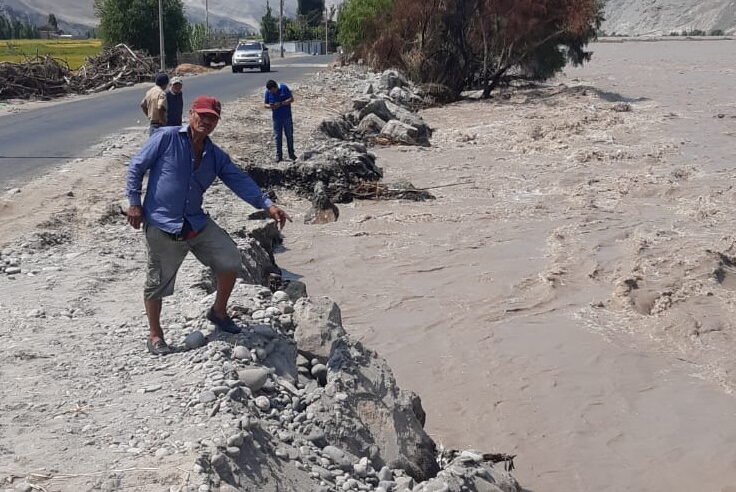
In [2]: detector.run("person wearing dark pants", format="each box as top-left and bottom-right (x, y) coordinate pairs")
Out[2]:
(264, 80), (296, 162)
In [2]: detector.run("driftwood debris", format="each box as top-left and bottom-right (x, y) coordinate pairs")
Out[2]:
(71, 44), (157, 94)
(0, 55), (70, 100)
(0, 44), (157, 100)
(347, 180), (473, 202)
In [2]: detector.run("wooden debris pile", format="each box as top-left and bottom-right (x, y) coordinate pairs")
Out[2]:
(0, 44), (157, 100)
(70, 44), (157, 94)
(0, 56), (71, 100)
(350, 181), (436, 201)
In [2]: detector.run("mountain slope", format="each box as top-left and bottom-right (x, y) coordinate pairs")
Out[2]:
(602, 0), (736, 35)
(0, 0), (309, 33)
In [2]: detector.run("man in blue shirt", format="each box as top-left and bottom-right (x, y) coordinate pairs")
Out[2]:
(126, 95), (291, 356)
(264, 79), (297, 162)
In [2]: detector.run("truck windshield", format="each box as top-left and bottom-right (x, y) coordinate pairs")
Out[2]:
(237, 43), (261, 51)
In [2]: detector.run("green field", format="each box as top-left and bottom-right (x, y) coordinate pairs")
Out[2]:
(0, 39), (102, 69)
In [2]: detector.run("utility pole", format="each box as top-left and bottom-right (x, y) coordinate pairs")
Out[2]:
(279, 0), (284, 58)
(158, 0), (165, 71)
(324, 6), (328, 55)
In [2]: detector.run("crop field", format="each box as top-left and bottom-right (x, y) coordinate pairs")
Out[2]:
(0, 39), (102, 69)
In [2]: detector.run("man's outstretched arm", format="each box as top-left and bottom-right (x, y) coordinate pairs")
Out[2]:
(216, 151), (292, 229)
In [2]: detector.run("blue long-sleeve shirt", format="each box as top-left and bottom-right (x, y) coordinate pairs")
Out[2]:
(126, 125), (274, 234)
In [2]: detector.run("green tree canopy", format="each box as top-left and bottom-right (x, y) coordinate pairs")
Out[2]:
(260, 1), (279, 43)
(336, 0), (392, 50)
(0, 15), (41, 39)
(47, 14), (58, 30)
(340, 0), (603, 98)
(94, 0), (190, 62)
(298, 0), (325, 27)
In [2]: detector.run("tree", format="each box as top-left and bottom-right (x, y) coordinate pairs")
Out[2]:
(298, 0), (325, 27)
(94, 0), (190, 62)
(0, 15), (40, 39)
(260, 1), (279, 43)
(336, 0), (392, 50)
(346, 0), (602, 99)
(187, 23), (207, 50)
(47, 14), (58, 30)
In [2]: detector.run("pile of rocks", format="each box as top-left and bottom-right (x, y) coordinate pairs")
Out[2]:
(244, 68), (435, 211)
(318, 69), (433, 147)
(0, 250), (21, 276)
(245, 141), (383, 204)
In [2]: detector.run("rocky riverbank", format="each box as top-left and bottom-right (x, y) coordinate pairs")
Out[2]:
(0, 65), (520, 492)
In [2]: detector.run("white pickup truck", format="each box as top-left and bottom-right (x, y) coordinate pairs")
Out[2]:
(231, 41), (271, 73)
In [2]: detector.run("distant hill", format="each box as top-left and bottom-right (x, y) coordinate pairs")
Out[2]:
(602, 0), (736, 35)
(0, 0), (342, 35)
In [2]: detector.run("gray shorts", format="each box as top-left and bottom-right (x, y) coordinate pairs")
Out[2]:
(144, 218), (242, 300)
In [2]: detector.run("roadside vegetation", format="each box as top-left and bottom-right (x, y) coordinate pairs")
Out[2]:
(336, 0), (603, 99)
(0, 39), (102, 69)
(260, 0), (335, 45)
(94, 0), (189, 63)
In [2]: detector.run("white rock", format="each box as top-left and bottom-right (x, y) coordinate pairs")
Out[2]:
(272, 290), (290, 303)
(184, 331), (206, 350)
(233, 345), (250, 360)
(254, 396), (271, 411)
(238, 367), (272, 391)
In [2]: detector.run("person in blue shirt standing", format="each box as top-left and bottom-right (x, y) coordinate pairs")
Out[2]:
(264, 79), (297, 162)
(126, 95), (291, 356)
(165, 76), (184, 126)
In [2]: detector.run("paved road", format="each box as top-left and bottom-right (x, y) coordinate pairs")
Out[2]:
(0, 54), (331, 186)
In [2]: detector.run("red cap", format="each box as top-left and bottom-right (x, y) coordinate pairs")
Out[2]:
(191, 96), (221, 118)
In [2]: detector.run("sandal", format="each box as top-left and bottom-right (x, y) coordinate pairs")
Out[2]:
(207, 308), (241, 334)
(147, 338), (172, 356)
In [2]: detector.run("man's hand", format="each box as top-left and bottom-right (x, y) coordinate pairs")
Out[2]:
(127, 205), (144, 230)
(267, 205), (292, 230)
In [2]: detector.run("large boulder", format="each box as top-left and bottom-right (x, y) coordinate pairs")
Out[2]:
(386, 100), (432, 145)
(390, 86), (422, 106)
(352, 96), (372, 111)
(292, 296), (346, 362)
(381, 120), (420, 145)
(356, 98), (431, 146)
(356, 113), (387, 136)
(357, 98), (395, 124)
(380, 69), (408, 91)
(234, 235), (280, 286)
(416, 453), (520, 492)
(308, 338), (440, 482)
(319, 116), (353, 140)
